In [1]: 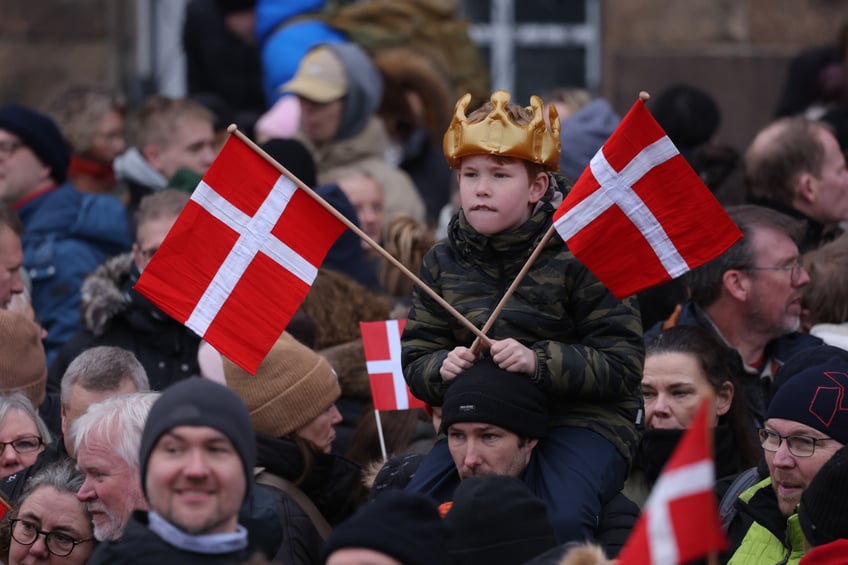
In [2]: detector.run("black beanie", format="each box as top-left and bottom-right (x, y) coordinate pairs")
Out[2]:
(767, 356), (848, 445)
(260, 138), (317, 189)
(445, 475), (559, 565)
(0, 104), (70, 183)
(321, 490), (449, 565)
(139, 377), (257, 500)
(440, 357), (548, 438)
(799, 445), (848, 547)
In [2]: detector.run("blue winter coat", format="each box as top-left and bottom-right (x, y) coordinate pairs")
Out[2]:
(18, 183), (132, 363)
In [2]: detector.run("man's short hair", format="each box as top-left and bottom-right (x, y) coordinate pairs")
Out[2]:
(745, 117), (833, 205)
(440, 358), (547, 438)
(134, 189), (189, 239)
(71, 392), (159, 470)
(60, 346), (150, 409)
(688, 204), (804, 308)
(134, 96), (214, 150)
(0, 203), (23, 235)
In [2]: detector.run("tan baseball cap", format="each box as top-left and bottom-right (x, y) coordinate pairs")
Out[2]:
(281, 46), (348, 103)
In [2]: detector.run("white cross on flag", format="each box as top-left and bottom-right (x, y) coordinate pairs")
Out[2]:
(616, 399), (728, 565)
(553, 99), (742, 299)
(360, 320), (426, 411)
(135, 135), (346, 374)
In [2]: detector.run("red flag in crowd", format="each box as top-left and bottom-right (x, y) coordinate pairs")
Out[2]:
(616, 399), (728, 565)
(360, 320), (426, 411)
(135, 135), (346, 374)
(553, 99), (741, 299)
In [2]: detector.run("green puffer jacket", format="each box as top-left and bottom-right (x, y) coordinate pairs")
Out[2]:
(725, 478), (806, 565)
(401, 200), (645, 463)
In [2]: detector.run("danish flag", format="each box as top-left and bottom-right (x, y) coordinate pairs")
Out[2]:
(135, 135), (346, 374)
(360, 320), (426, 411)
(553, 99), (741, 299)
(616, 399), (728, 565)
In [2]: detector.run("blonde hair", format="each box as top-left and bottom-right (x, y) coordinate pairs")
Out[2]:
(379, 216), (436, 298)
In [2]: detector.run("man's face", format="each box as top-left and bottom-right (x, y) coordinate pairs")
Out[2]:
(60, 379), (138, 456)
(75, 434), (147, 541)
(132, 214), (178, 272)
(145, 426), (245, 535)
(807, 127), (848, 226)
(447, 422), (537, 479)
(148, 117), (216, 179)
(0, 129), (52, 204)
(764, 417), (844, 516)
(326, 548), (402, 565)
(743, 227), (810, 338)
(299, 97), (344, 144)
(0, 224), (23, 308)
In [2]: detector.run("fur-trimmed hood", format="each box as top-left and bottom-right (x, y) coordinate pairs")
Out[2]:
(80, 252), (135, 336)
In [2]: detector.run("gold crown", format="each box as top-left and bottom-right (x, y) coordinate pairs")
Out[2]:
(443, 90), (561, 171)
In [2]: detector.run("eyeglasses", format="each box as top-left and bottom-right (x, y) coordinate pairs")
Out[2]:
(0, 436), (43, 455)
(758, 428), (833, 457)
(743, 260), (804, 283)
(10, 518), (94, 557)
(0, 140), (23, 158)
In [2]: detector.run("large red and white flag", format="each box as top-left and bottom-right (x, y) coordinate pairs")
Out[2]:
(553, 99), (741, 299)
(360, 320), (426, 411)
(616, 399), (728, 565)
(135, 135), (346, 374)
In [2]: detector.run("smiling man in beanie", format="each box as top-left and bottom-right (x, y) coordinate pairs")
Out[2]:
(0, 104), (131, 363)
(725, 349), (848, 564)
(88, 377), (259, 564)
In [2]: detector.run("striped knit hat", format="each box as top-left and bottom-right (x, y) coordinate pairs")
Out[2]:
(223, 331), (340, 437)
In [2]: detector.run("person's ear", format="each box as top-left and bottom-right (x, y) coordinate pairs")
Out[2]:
(528, 171), (549, 204)
(142, 144), (161, 171)
(722, 269), (750, 302)
(716, 381), (734, 417)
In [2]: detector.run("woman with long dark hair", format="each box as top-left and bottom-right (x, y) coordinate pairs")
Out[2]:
(625, 325), (760, 506)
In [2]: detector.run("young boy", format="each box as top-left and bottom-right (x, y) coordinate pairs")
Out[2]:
(401, 90), (644, 543)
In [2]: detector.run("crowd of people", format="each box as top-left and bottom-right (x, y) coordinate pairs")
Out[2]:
(2, 0), (848, 563)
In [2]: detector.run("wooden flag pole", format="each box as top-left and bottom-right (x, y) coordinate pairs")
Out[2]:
(469, 90), (653, 355)
(229, 126), (491, 347)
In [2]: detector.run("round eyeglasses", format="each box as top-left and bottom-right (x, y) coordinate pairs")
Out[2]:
(10, 518), (94, 557)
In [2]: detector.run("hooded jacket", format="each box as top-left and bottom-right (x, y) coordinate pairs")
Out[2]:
(402, 188), (645, 463)
(18, 183), (132, 363)
(47, 253), (200, 393)
(297, 42), (426, 226)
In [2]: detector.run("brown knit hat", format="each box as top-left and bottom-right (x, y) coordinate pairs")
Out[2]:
(223, 331), (341, 437)
(0, 310), (47, 407)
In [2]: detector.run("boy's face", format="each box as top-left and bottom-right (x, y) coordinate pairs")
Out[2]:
(458, 154), (547, 235)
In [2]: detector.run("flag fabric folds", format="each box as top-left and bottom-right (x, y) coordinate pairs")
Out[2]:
(135, 135), (346, 374)
(553, 99), (742, 299)
(616, 399), (728, 565)
(360, 320), (426, 411)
